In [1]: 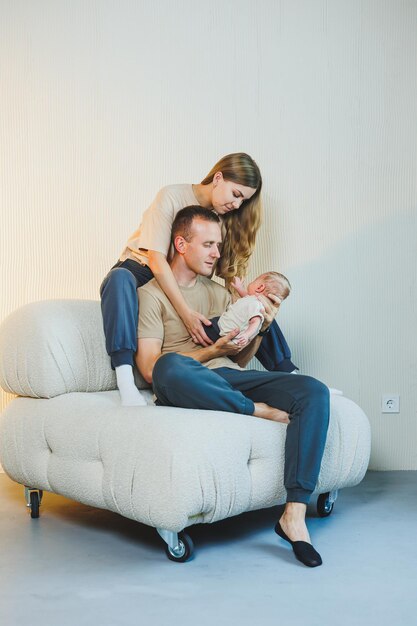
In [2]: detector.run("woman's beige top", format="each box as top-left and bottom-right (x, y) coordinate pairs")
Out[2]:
(119, 184), (201, 265)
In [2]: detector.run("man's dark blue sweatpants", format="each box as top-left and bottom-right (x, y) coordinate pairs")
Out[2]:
(153, 354), (330, 505)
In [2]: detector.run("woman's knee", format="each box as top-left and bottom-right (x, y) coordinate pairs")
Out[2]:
(100, 268), (137, 298)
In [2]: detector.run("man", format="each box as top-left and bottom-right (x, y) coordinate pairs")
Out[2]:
(136, 206), (330, 567)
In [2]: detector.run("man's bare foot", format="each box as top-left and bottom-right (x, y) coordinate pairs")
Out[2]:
(279, 502), (311, 543)
(253, 402), (290, 424)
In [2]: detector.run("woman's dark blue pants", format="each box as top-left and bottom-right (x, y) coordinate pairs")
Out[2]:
(100, 260), (154, 369)
(153, 353), (330, 505)
(100, 260), (298, 371)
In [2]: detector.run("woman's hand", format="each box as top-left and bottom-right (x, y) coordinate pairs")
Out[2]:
(182, 309), (213, 347)
(257, 293), (282, 332)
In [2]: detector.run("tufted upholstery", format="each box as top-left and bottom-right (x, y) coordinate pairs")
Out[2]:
(0, 299), (150, 398)
(0, 300), (371, 532)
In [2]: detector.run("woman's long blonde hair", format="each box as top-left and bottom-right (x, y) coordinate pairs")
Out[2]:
(201, 152), (263, 286)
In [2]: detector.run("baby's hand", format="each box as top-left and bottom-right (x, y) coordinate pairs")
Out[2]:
(231, 276), (246, 296)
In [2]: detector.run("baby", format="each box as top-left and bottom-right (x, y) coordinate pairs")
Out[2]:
(206, 271), (291, 347)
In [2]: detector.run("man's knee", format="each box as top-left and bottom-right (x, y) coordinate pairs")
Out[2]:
(301, 376), (329, 400)
(293, 375), (330, 418)
(153, 353), (191, 386)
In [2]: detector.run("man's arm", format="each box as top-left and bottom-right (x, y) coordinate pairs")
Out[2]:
(136, 337), (163, 384)
(136, 330), (243, 384)
(233, 335), (262, 368)
(178, 329), (242, 364)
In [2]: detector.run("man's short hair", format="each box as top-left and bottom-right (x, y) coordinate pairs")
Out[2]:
(171, 205), (221, 244)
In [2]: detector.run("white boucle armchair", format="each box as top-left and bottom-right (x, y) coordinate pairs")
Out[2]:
(0, 300), (371, 562)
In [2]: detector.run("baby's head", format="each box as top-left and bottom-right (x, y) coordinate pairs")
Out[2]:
(247, 271), (291, 303)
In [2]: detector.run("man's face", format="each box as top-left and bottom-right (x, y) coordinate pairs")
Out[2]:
(182, 219), (222, 276)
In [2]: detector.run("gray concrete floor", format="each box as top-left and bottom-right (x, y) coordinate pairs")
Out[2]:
(0, 471), (416, 626)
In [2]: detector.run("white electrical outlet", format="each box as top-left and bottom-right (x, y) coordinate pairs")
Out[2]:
(381, 395), (400, 413)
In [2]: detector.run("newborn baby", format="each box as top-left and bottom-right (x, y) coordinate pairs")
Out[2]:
(206, 271), (291, 347)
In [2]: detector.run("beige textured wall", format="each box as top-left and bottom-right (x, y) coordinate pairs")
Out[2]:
(1, 0), (416, 469)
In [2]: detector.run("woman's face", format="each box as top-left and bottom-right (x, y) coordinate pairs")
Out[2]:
(211, 172), (257, 215)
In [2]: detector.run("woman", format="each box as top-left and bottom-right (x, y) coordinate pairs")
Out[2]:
(100, 153), (296, 405)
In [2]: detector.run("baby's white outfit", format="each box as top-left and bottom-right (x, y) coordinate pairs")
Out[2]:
(218, 296), (265, 336)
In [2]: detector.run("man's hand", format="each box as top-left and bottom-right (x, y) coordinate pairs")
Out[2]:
(177, 328), (244, 366)
(212, 329), (245, 357)
(257, 293), (282, 332)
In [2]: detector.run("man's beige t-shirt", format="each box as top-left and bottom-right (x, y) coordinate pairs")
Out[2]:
(120, 184), (200, 265)
(138, 276), (242, 371)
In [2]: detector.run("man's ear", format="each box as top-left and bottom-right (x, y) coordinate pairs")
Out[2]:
(174, 235), (187, 255)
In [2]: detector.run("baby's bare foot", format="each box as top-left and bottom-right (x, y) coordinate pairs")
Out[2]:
(233, 334), (249, 347)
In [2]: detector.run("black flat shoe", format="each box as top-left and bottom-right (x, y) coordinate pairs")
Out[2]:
(274, 521), (322, 567)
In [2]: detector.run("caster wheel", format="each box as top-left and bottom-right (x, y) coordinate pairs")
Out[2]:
(165, 532), (194, 563)
(317, 492), (334, 518)
(30, 491), (40, 519)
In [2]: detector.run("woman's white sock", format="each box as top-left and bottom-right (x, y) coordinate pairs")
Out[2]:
(115, 364), (147, 406)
